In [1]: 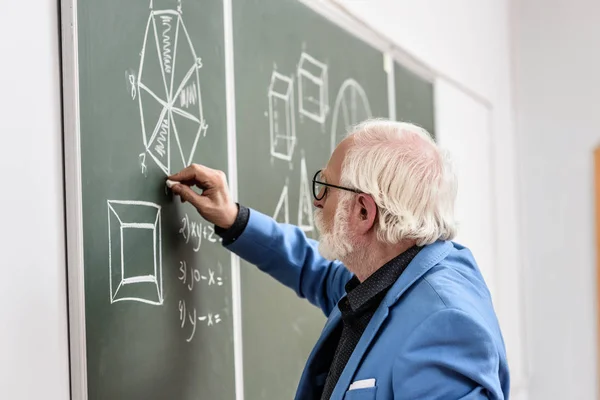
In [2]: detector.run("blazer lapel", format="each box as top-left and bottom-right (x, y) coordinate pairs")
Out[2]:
(329, 301), (390, 399)
(321, 306), (342, 336)
(328, 240), (453, 399)
(294, 306), (342, 400)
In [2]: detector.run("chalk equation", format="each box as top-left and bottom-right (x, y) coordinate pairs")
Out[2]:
(179, 300), (223, 342)
(177, 261), (225, 342)
(179, 213), (221, 251)
(179, 260), (224, 291)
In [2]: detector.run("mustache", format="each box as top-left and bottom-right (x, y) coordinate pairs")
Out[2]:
(314, 209), (325, 233)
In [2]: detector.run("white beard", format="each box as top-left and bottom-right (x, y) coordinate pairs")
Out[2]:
(314, 198), (354, 262)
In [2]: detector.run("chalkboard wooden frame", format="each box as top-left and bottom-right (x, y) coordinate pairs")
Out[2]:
(59, 1), (435, 399)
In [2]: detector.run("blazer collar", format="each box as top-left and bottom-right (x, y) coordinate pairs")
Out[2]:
(328, 240), (453, 399)
(384, 240), (453, 307)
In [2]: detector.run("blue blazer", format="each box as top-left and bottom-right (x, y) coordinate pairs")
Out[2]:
(226, 209), (510, 399)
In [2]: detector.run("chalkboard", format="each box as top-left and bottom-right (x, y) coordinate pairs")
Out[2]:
(232, 0), (388, 398)
(75, 0), (234, 398)
(63, 0), (436, 399)
(395, 62), (436, 139)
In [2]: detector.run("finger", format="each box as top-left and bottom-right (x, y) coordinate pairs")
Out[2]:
(172, 184), (209, 211)
(175, 185), (187, 203)
(166, 178), (195, 190)
(170, 181), (189, 196)
(168, 165), (197, 182)
(169, 164), (212, 186)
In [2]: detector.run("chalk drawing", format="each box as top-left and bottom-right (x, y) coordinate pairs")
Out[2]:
(268, 71), (296, 161)
(330, 79), (372, 153)
(137, 2), (208, 176)
(298, 155), (314, 232)
(297, 52), (328, 124)
(107, 200), (163, 305)
(179, 299), (223, 342)
(273, 179), (290, 224)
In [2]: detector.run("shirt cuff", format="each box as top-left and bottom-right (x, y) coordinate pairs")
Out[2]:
(214, 204), (250, 246)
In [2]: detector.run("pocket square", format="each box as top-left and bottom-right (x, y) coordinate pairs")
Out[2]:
(348, 378), (376, 390)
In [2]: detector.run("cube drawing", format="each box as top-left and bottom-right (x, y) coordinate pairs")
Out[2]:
(107, 200), (163, 305)
(297, 52), (328, 123)
(268, 71), (296, 161)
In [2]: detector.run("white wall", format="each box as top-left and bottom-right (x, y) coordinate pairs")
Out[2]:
(338, 0), (528, 397)
(512, 0), (600, 398)
(0, 0), (71, 399)
(434, 79), (496, 297)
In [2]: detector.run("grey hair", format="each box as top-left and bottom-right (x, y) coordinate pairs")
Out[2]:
(340, 119), (458, 246)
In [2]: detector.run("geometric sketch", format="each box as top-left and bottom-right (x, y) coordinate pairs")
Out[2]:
(268, 71), (296, 162)
(107, 200), (163, 306)
(330, 79), (372, 154)
(298, 155), (314, 232)
(273, 180), (290, 224)
(137, 4), (208, 176)
(297, 52), (328, 124)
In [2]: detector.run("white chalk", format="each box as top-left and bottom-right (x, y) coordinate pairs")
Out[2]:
(166, 179), (178, 189)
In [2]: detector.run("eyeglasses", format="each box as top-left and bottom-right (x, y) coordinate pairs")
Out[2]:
(312, 169), (362, 201)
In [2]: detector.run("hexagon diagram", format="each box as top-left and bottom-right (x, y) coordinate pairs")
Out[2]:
(137, 8), (207, 176)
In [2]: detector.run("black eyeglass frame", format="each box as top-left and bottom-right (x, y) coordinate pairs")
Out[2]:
(312, 169), (362, 200)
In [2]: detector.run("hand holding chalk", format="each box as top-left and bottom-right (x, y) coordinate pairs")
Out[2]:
(167, 164), (238, 229)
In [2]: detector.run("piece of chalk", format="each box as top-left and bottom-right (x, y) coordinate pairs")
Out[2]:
(166, 179), (178, 189)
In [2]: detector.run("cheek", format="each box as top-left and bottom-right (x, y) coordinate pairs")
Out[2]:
(323, 204), (337, 226)
(315, 208), (333, 233)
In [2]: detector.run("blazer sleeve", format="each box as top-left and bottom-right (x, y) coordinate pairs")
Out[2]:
(392, 307), (501, 399)
(224, 207), (352, 317)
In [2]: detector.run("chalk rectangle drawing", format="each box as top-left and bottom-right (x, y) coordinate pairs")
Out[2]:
(107, 200), (163, 305)
(297, 53), (328, 124)
(268, 71), (296, 161)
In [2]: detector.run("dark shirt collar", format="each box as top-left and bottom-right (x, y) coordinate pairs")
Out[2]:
(318, 245), (423, 399)
(344, 245), (422, 312)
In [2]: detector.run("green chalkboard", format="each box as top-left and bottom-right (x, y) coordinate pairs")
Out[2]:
(67, 0), (437, 398)
(395, 62), (436, 138)
(77, 0), (234, 398)
(232, 0), (388, 398)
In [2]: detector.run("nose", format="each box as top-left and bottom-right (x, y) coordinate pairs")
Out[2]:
(313, 197), (323, 209)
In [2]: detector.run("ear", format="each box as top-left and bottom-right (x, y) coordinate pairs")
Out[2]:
(353, 193), (377, 234)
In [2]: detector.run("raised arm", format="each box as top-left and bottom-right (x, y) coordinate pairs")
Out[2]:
(168, 164), (352, 316)
(225, 207), (350, 316)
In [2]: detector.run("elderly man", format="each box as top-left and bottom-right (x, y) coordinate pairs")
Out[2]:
(168, 120), (509, 399)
